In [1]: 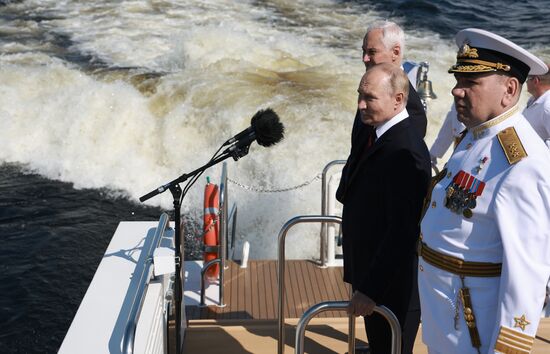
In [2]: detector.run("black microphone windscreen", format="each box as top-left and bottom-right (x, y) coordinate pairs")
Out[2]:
(250, 108), (285, 147)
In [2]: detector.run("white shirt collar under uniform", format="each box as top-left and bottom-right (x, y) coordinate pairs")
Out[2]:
(375, 108), (409, 140)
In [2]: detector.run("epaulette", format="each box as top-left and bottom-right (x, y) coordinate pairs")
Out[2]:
(496, 127), (527, 165)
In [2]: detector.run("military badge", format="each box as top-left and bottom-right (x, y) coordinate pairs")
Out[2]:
(457, 43), (479, 59)
(444, 170), (485, 218)
(475, 156), (489, 173)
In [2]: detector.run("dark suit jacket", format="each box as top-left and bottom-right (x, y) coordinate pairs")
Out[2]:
(339, 117), (431, 322)
(337, 82), (427, 207)
(405, 81), (427, 138)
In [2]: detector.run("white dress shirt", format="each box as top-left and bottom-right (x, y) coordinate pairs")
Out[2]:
(523, 89), (550, 147)
(375, 108), (409, 140)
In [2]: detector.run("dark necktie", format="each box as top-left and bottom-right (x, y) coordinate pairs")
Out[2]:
(364, 125), (376, 153)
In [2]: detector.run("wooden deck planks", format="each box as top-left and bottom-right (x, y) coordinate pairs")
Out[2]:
(180, 317), (550, 354)
(229, 260), (239, 320)
(289, 261), (308, 319)
(263, 260), (276, 319)
(184, 261), (550, 353)
(186, 260), (349, 320)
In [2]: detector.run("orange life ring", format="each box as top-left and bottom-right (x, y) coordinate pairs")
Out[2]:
(203, 181), (220, 279)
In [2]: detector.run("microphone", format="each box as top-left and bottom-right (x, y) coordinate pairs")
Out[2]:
(223, 108), (285, 153)
(223, 126), (254, 146)
(139, 109), (284, 202)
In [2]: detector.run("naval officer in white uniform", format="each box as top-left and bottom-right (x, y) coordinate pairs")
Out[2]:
(523, 63), (550, 148)
(418, 28), (550, 354)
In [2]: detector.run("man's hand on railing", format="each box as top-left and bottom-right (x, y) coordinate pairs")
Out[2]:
(347, 290), (376, 317)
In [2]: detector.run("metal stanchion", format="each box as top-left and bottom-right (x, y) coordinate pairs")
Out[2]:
(277, 215), (342, 354)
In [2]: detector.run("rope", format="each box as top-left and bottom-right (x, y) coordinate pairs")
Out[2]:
(194, 209), (221, 241)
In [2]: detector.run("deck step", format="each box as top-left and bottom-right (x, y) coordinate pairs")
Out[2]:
(184, 318), (371, 354)
(183, 318), (550, 354)
(182, 259), (550, 353)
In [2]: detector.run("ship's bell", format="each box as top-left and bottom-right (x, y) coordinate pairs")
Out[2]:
(417, 62), (437, 100)
(417, 78), (437, 100)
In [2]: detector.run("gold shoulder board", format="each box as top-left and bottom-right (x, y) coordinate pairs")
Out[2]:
(497, 127), (527, 165)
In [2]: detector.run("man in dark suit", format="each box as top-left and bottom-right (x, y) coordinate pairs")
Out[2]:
(353, 20), (427, 141)
(340, 63), (431, 354)
(337, 20), (428, 354)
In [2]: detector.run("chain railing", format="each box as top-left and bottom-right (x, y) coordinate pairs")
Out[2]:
(227, 161), (345, 266)
(227, 174), (321, 193)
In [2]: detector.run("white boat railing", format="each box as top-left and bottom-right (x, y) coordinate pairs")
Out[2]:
(277, 215), (343, 354)
(294, 301), (402, 354)
(320, 160), (346, 266)
(122, 212), (170, 354)
(220, 159), (238, 261)
(220, 161), (228, 272)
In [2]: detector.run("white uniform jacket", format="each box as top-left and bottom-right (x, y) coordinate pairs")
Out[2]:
(523, 90), (550, 147)
(419, 106), (550, 354)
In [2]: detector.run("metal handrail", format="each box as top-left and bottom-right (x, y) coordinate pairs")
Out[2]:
(277, 215), (342, 354)
(228, 203), (238, 259)
(320, 160), (346, 266)
(294, 302), (401, 354)
(199, 258), (224, 307)
(294, 301), (351, 354)
(199, 162), (229, 307)
(163, 289), (172, 354)
(122, 212), (170, 354)
(220, 162), (228, 270)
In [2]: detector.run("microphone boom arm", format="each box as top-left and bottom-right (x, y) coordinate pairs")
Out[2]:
(137, 107), (281, 354)
(139, 141), (252, 202)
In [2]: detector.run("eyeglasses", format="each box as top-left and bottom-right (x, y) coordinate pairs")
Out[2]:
(527, 76), (538, 81)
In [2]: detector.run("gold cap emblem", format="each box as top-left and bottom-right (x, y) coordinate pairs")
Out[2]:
(457, 43), (479, 59)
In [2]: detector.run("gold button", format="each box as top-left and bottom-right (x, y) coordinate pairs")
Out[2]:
(419, 265), (424, 272)
(466, 143), (473, 149)
(431, 201), (436, 208)
(447, 171), (452, 178)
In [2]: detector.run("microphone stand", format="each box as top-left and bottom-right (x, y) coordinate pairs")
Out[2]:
(139, 143), (251, 354)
